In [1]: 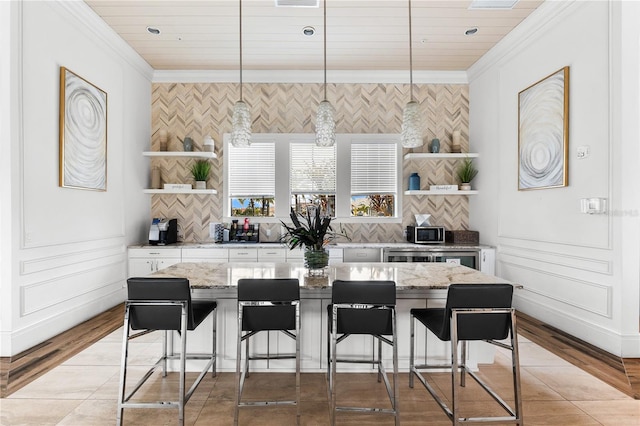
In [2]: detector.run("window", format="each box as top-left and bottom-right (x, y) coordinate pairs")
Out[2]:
(350, 143), (397, 217)
(290, 142), (336, 217)
(225, 134), (400, 221)
(227, 141), (275, 217)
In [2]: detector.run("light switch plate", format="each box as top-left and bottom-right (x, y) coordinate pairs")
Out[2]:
(577, 145), (590, 159)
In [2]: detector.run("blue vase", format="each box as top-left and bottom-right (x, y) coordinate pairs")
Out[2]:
(409, 172), (420, 190)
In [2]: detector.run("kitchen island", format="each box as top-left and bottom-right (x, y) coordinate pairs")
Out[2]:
(149, 262), (513, 372)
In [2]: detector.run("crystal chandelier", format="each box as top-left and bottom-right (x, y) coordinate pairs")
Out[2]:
(231, 0), (251, 147)
(401, 0), (424, 148)
(315, 0), (336, 147)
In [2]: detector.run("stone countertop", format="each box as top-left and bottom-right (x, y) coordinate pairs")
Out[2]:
(129, 242), (493, 250)
(150, 261), (510, 290)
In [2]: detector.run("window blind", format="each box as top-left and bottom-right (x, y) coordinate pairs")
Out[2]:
(228, 142), (275, 196)
(351, 143), (397, 194)
(290, 143), (336, 193)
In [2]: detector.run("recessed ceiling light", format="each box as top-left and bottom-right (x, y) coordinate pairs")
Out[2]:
(469, 0), (518, 9)
(146, 26), (160, 35)
(302, 26), (316, 36)
(465, 28), (479, 36)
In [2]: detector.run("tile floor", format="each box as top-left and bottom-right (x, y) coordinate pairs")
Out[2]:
(1, 328), (639, 425)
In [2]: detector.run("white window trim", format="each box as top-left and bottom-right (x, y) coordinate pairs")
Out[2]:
(224, 133), (402, 224)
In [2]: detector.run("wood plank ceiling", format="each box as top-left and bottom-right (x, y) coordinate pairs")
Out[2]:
(85, 0), (544, 71)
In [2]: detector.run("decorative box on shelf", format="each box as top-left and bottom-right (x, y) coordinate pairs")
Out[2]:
(164, 183), (192, 190)
(445, 230), (480, 245)
(430, 184), (458, 192)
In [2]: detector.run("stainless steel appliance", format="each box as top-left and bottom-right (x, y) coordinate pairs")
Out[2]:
(148, 218), (178, 245)
(383, 247), (479, 270)
(406, 226), (446, 244)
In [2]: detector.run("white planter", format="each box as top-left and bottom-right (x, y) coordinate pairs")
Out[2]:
(195, 181), (207, 190)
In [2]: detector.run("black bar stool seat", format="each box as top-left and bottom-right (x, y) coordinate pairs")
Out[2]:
(117, 277), (217, 426)
(409, 283), (523, 425)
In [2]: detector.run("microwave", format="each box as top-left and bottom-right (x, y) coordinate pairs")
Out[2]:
(406, 226), (446, 244)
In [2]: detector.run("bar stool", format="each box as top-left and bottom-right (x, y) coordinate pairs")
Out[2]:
(327, 280), (399, 426)
(117, 277), (217, 426)
(409, 283), (523, 425)
(235, 278), (300, 425)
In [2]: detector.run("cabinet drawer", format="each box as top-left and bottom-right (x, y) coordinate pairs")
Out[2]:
(182, 248), (228, 260)
(342, 248), (381, 263)
(129, 248), (182, 258)
(258, 247), (286, 261)
(228, 248), (258, 261)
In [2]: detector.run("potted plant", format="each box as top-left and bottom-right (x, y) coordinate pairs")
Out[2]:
(456, 157), (478, 191)
(190, 160), (211, 190)
(281, 207), (348, 275)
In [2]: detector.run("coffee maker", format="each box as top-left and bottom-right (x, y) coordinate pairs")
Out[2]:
(148, 218), (178, 245)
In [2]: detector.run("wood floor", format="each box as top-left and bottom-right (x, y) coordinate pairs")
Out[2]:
(0, 304), (124, 398)
(1, 305), (639, 400)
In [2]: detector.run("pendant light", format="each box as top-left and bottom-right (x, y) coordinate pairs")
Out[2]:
(231, 0), (251, 147)
(315, 0), (336, 147)
(401, 0), (424, 148)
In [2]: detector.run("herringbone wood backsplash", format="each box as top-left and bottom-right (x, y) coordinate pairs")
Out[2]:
(150, 82), (470, 242)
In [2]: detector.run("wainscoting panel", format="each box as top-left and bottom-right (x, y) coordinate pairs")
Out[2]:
(501, 262), (611, 317)
(499, 244), (612, 274)
(21, 258), (126, 316)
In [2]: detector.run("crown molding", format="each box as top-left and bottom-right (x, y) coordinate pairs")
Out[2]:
(467, 0), (578, 82)
(152, 69), (468, 85)
(54, 0), (153, 81)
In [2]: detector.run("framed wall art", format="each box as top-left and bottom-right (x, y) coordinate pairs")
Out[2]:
(518, 66), (569, 190)
(59, 67), (107, 191)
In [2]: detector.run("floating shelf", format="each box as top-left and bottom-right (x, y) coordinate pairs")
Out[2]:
(143, 189), (218, 194)
(404, 190), (478, 196)
(143, 151), (217, 159)
(404, 153), (479, 160)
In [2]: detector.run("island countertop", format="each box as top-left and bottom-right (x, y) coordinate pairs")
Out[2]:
(150, 261), (511, 291)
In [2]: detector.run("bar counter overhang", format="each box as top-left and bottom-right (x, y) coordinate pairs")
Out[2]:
(148, 262), (515, 372)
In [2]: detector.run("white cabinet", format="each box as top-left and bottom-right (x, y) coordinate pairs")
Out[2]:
(182, 248), (228, 263)
(479, 247), (496, 275)
(228, 248), (258, 262)
(342, 248), (382, 263)
(128, 248), (182, 277)
(257, 247), (287, 262)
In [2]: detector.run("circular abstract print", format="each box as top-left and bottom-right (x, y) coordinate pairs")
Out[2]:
(518, 69), (566, 190)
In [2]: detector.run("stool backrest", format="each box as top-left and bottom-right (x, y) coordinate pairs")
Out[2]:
(237, 278), (300, 331)
(441, 283), (514, 341)
(331, 280), (396, 335)
(127, 277), (193, 331)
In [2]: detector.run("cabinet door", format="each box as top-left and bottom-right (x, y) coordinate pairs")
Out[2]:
(479, 248), (496, 275)
(128, 259), (155, 277)
(157, 258), (181, 271)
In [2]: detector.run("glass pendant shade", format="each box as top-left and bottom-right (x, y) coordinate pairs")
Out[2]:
(401, 100), (423, 148)
(231, 100), (251, 147)
(315, 100), (336, 147)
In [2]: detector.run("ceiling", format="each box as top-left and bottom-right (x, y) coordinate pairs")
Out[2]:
(85, 0), (544, 71)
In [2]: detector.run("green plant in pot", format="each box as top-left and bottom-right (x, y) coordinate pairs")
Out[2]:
(456, 158), (478, 191)
(280, 207), (349, 276)
(190, 160), (211, 190)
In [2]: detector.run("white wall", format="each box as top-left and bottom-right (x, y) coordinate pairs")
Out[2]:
(468, 0), (640, 357)
(0, 1), (152, 356)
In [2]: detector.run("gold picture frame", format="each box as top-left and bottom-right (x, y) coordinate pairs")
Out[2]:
(518, 66), (569, 190)
(59, 67), (108, 191)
